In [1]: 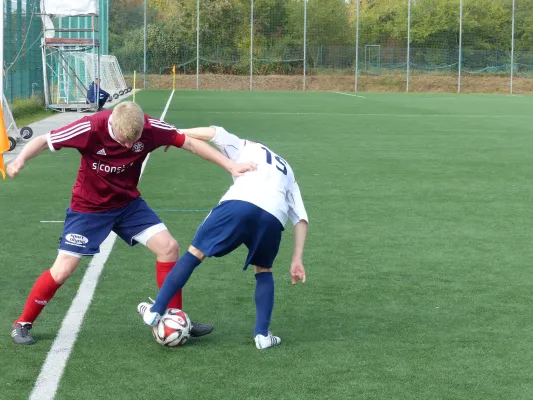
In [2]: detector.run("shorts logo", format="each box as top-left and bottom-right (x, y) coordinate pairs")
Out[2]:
(65, 233), (89, 248)
(35, 299), (48, 305)
(132, 142), (144, 153)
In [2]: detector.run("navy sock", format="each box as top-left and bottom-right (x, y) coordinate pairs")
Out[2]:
(151, 251), (202, 315)
(254, 272), (274, 337)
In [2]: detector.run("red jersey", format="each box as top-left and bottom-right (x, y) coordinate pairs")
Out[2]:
(46, 110), (185, 212)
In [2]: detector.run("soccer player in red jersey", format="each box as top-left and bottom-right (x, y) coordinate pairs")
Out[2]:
(6, 102), (255, 345)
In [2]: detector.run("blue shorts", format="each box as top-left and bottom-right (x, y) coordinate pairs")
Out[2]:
(192, 200), (284, 270)
(59, 197), (165, 257)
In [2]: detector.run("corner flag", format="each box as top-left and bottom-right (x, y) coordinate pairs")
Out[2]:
(0, 106), (8, 180)
(0, 0), (6, 180)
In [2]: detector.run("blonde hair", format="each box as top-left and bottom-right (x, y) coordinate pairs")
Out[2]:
(111, 102), (144, 142)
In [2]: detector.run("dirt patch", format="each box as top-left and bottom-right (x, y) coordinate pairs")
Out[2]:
(125, 73), (533, 94)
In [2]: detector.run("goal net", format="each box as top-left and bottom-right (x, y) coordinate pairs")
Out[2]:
(66, 52), (130, 101)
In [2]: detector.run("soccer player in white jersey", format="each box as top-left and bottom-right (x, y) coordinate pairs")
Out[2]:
(138, 126), (308, 350)
(6, 104), (255, 345)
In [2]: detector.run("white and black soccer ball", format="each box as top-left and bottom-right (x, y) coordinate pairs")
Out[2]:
(152, 308), (191, 347)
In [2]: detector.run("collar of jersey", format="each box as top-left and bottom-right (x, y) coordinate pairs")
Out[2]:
(107, 116), (121, 144)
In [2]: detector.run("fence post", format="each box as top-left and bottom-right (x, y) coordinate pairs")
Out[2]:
(143, 0), (146, 89)
(196, 0), (200, 90)
(355, 0), (360, 92)
(458, 0), (463, 93)
(250, 0), (254, 91)
(406, 0), (411, 93)
(6, 0), (11, 101)
(303, 0), (307, 91)
(510, 0), (515, 95)
(17, 0), (22, 97)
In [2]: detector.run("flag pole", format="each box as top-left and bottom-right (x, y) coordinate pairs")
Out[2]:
(172, 65), (176, 91)
(0, 0), (10, 180)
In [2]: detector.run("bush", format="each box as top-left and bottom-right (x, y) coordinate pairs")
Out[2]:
(10, 96), (45, 120)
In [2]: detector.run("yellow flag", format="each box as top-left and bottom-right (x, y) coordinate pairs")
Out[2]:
(0, 104), (9, 180)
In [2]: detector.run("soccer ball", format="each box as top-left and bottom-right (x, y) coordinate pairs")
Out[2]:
(152, 308), (192, 347)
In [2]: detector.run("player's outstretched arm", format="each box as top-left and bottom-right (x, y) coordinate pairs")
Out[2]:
(6, 135), (48, 178)
(180, 127), (216, 142)
(166, 126), (244, 161)
(290, 220), (308, 285)
(181, 136), (255, 177)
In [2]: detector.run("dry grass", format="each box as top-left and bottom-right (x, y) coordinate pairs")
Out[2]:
(125, 73), (533, 94)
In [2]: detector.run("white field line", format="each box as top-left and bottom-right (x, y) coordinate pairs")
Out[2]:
(30, 90), (176, 400)
(419, 98), (457, 100)
(169, 110), (523, 118)
(334, 91), (366, 99)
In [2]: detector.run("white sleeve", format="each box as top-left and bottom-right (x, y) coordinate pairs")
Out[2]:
(287, 181), (308, 226)
(210, 126), (245, 161)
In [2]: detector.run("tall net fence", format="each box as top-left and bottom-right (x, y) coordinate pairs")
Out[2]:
(3, 0), (111, 102)
(110, 0), (533, 94)
(408, 0), (460, 92)
(512, 0), (533, 94)
(110, 0), (157, 90)
(199, 0), (248, 90)
(4, 0), (43, 101)
(461, 0), (511, 93)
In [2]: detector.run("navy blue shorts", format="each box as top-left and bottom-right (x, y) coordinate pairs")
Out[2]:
(59, 197), (165, 257)
(192, 200), (284, 270)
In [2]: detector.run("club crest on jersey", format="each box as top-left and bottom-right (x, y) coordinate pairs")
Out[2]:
(132, 142), (144, 153)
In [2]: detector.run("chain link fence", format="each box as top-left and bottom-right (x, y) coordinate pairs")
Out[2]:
(4, 0), (42, 101)
(3, 0), (110, 102)
(4, 0), (533, 99)
(111, 0), (533, 94)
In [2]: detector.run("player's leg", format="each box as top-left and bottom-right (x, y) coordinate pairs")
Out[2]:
(252, 266), (281, 350)
(143, 229), (183, 310)
(12, 253), (81, 345)
(113, 198), (184, 308)
(140, 245), (206, 325)
(12, 208), (113, 345)
(246, 208), (284, 350)
(114, 198), (212, 336)
(138, 200), (248, 329)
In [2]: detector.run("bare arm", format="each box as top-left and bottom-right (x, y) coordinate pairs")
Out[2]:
(292, 220), (308, 262)
(180, 127), (216, 142)
(290, 220), (308, 285)
(7, 135), (49, 178)
(180, 135), (254, 177)
(167, 126), (244, 161)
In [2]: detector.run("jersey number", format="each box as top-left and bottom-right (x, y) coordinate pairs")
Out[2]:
(261, 146), (287, 175)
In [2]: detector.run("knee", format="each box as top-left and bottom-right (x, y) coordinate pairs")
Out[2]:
(50, 254), (80, 284)
(158, 238), (180, 261)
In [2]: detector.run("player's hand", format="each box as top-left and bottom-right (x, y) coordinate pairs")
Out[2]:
(290, 260), (306, 285)
(7, 158), (24, 178)
(229, 162), (257, 177)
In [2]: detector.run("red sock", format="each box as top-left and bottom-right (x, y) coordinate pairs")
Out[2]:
(15, 269), (62, 326)
(156, 260), (183, 310)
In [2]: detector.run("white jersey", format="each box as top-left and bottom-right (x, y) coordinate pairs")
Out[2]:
(210, 126), (308, 227)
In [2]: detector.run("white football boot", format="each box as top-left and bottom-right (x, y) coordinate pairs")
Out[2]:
(254, 331), (281, 350)
(137, 301), (161, 326)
